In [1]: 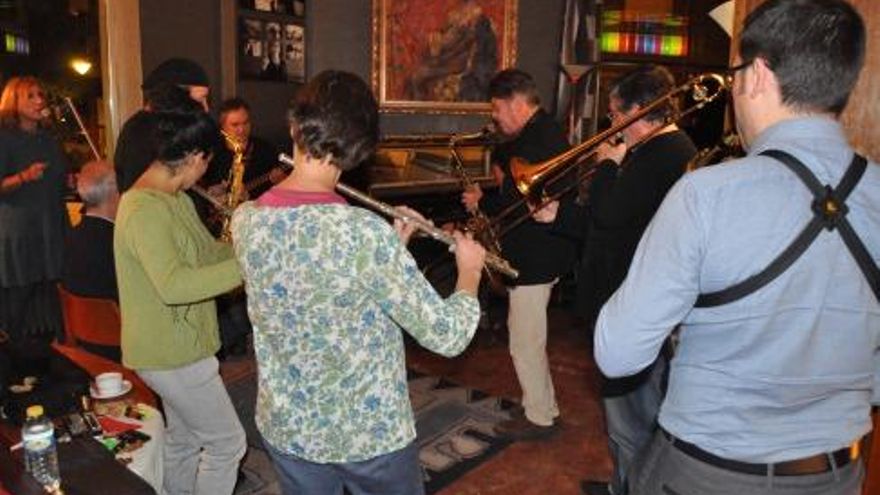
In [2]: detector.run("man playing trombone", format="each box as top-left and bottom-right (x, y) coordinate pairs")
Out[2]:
(462, 68), (577, 440)
(575, 64), (697, 495)
(230, 70), (486, 494)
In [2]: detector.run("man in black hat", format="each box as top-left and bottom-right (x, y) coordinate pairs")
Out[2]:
(114, 57), (212, 192)
(142, 57), (211, 112)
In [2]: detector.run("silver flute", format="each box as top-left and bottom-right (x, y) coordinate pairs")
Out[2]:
(278, 153), (518, 279)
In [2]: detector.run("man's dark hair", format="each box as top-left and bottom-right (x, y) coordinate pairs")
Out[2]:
(219, 97), (251, 120)
(488, 69), (540, 106)
(609, 65), (676, 123)
(740, 0), (865, 115)
(288, 70), (378, 172)
(152, 99), (220, 170)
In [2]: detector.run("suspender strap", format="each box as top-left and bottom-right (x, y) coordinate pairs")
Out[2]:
(695, 150), (878, 307)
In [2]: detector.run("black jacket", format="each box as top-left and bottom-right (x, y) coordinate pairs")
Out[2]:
(482, 109), (577, 285)
(62, 215), (118, 301)
(579, 129), (697, 320)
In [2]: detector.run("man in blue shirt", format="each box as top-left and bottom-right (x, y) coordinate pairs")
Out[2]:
(594, 1), (877, 494)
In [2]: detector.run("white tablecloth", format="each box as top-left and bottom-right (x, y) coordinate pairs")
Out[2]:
(100, 404), (164, 493)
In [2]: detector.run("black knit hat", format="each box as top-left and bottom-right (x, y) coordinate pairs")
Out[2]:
(142, 57), (209, 90)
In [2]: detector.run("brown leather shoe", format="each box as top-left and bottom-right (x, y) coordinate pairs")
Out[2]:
(494, 414), (559, 441)
(505, 403), (525, 419)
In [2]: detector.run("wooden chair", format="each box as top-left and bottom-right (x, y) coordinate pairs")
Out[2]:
(57, 285), (121, 349)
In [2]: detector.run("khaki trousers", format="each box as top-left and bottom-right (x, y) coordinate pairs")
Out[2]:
(508, 282), (559, 426)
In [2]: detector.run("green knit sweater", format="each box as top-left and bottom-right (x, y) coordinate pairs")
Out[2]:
(114, 189), (241, 370)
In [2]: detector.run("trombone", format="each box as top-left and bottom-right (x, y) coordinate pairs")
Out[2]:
(488, 72), (728, 235)
(278, 153), (519, 279)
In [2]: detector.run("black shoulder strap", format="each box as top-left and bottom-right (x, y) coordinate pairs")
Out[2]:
(695, 150), (879, 307)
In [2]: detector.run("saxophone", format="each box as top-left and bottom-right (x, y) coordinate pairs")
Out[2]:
(219, 130), (246, 242)
(450, 130), (503, 258)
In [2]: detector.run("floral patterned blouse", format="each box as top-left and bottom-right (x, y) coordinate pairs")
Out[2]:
(231, 191), (480, 463)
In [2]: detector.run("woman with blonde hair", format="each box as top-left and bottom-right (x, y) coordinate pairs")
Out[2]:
(0, 76), (68, 372)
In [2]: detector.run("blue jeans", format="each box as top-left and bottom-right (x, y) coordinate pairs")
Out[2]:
(262, 438), (425, 495)
(603, 352), (668, 495)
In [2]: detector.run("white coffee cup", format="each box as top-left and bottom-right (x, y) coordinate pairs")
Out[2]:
(95, 372), (123, 396)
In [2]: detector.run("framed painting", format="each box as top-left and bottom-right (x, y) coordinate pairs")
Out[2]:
(371, 0), (518, 114)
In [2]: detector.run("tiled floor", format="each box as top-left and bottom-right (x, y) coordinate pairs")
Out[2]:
(407, 304), (613, 495)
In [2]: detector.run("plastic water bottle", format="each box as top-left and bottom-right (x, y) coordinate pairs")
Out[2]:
(21, 404), (61, 491)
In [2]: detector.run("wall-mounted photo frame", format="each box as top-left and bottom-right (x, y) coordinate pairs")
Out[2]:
(238, 0), (305, 83)
(240, 0), (305, 16)
(371, 0), (517, 114)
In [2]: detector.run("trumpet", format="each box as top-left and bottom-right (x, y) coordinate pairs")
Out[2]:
(686, 133), (743, 172)
(278, 153), (519, 279)
(488, 72), (728, 233)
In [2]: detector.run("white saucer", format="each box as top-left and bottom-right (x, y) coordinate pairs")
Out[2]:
(89, 380), (133, 400)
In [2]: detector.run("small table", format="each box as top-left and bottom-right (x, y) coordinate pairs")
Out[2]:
(0, 344), (162, 493)
(0, 436), (155, 495)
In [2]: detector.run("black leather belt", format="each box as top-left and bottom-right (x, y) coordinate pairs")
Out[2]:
(660, 428), (858, 476)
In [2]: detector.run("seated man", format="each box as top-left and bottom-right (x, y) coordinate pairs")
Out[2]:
(63, 160), (119, 301)
(62, 160), (121, 362)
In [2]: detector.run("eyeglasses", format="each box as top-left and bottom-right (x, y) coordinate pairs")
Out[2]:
(725, 59), (753, 84)
(606, 107), (624, 121)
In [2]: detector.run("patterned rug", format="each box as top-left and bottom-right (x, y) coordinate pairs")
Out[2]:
(224, 362), (514, 494)
(408, 370), (515, 493)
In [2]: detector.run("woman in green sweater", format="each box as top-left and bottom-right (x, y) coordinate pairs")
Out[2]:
(114, 104), (246, 495)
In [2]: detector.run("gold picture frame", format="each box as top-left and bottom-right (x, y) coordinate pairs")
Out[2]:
(371, 0), (518, 114)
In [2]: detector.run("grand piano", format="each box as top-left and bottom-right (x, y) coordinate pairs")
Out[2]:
(352, 134), (498, 227)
